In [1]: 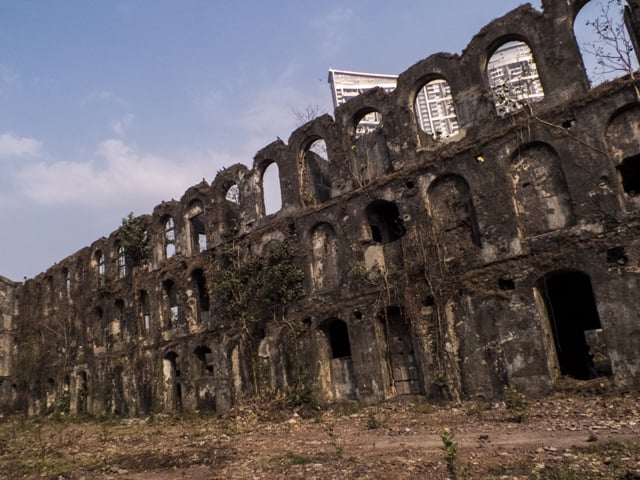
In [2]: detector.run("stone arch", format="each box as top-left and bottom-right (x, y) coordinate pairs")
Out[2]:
(536, 270), (611, 380)
(377, 306), (422, 395)
(427, 174), (482, 260)
(193, 346), (215, 411)
(190, 268), (210, 324)
(487, 38), (544, 116)
(261, 161), (282, 216)
(573, 0), (638, 86)
(139, 289), (151, 333)
(365, 200), (406, 244)
(606, 104), (640, 200)
(510, 142), (574, 236)
(315, 318), (356, 401)
(162, 279), (179, 329)
(93, 249), (105, 284)
(115, 242), (126, 278)
(351, 107), (391, 185)
(414, 77), (460, 139)
(301, 136), (332, 205)
(187, 198), (207, 254)
(161, 215), (177, 259)
(162, 351), (182, 411)
(113, 298), (125, 342)
(310, 222), (339, 291)
(75, 370), (88, 414)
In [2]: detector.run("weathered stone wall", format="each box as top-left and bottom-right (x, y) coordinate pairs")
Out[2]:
(0, 275), (17, 410)
(3, 0), (640, 415)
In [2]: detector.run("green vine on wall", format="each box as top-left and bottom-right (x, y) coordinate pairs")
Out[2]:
(210, 227), (305, 337)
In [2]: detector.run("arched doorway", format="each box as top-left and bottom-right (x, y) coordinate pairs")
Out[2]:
(378, 306), (422, 395)
(538, 271), (611, 380)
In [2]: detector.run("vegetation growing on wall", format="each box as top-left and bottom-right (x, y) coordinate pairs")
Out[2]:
(210, 226), (305, 335)
(119, 213), (150, 267)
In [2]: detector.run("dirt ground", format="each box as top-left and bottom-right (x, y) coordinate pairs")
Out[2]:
(1, 380), (640, 479)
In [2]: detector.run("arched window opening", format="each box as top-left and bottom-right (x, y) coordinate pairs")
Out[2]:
(114, 299), (125, 340)
(162, 280), (178, 328)
(511, 144), (574, 235)
(140, 290), (151, 332)
(163, 216), (177, 259)
(191, 269), (210, 313)
(116, 243), (127, 278)
(352, 109), (391, 186)
(327, 319), (351, 359)
(307, 138), (328, 161)
(488, 40), (544, 116)
(76, 371), (88, 414)
(188, 200), (207, 253)
(194, 346), (214, 375)
(428, 175), (482, 260)
(302, 138), (331, 205)
(574, 1), (638, 87)
(537, 271), (611, 380)
(355, 109), (382, 139)
(617, 154), (640, 195)
(91, 306), (104, 347)
(225, 184), (240, 204)
(262, 162), (282, 215)
(310, 223), (339, 291)
(365, 200), (406, 244)
(62, 268), (71, 299)
(163, 351), (182, 411)
(414, 79), (460, 139)
(606, 105), (640, 202)
(94, 250), (105, 282)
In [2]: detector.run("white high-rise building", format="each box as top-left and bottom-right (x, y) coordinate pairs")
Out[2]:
(487, 41), (544, 115)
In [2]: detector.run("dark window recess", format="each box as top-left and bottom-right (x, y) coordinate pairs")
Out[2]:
(365, 200), (406, 244)
(498, 278), (516, 290)
(618, 155), (640, 195)
(327, 320), (351, 358)
(606, 246), (628, 266)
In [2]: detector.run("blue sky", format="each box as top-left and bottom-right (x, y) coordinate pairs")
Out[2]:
(0, 0), (622, 280)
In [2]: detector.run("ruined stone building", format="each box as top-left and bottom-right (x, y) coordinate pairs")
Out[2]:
(2, 0), (640, 416)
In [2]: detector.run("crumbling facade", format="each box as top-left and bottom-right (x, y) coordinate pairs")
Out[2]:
(2, 0), (640, 416)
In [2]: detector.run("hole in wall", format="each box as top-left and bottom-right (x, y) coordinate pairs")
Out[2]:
(617, 155), (640, 195)
(606, 246), (628, 265)
(423, 295), (435, 307)
(498, 278), (516, 290)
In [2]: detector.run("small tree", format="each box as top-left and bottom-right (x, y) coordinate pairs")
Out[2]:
(119, 212), (149, 266)
(581, 0), (638, 85)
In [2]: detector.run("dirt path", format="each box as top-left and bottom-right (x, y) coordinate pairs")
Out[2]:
(2, 385), (640, 479)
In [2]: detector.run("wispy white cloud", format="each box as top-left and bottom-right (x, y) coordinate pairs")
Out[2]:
(13, 139), (234, 208)
(110, 113), (135, 135)
(0, 132), (42, 159)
